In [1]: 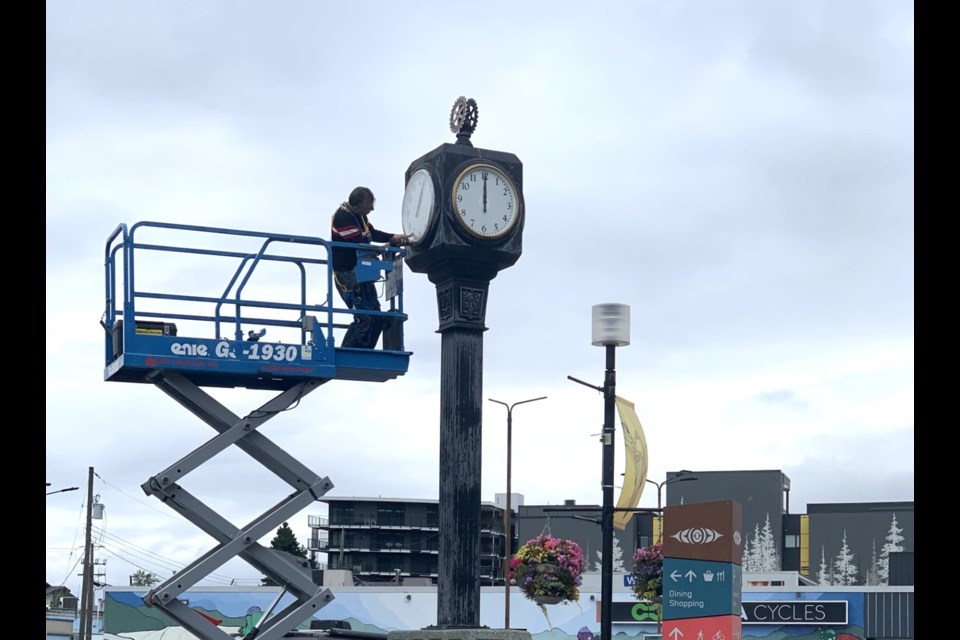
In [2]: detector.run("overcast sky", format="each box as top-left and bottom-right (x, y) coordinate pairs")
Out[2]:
(46, 0), (913, 596)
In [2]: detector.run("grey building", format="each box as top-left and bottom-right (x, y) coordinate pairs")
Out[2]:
(514, 501), (644, 572)
(655, 471), (913, 585)
(514, 470), (913, 586)
(308, 497), (510, 585)
(805, 501), (914, 584)
(657, 469), (791, 568)
(307, 470), (914, 588)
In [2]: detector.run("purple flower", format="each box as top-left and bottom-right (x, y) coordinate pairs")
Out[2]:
(630, 542), (664, 601)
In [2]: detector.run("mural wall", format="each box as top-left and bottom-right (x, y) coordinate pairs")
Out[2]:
(102, 585), (878, 640)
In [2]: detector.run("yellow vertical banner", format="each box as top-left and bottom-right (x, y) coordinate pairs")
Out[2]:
(613, 395), (649, 530)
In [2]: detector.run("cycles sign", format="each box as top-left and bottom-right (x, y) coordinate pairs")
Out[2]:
(742, 601), (848, 625)
(614, 600), (849, 626)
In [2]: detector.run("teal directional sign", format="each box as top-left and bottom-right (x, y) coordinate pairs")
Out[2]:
(662, 557), (742, 620)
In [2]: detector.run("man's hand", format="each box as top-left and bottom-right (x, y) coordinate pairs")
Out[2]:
(389, 233), (413, 247)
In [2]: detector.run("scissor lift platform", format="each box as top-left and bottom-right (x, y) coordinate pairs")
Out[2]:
(102, 221), (411, 640)
(104, 335), (411, 390)
(103, 221), (410, 390)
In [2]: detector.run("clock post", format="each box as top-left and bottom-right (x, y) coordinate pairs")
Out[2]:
(390, 97), (530, 640)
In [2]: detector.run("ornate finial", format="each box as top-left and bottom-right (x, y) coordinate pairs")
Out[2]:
(449, 96), (479, 145)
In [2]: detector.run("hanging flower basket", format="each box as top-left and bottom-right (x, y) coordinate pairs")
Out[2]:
(510, 535), (584, 606)
(630, 542), (664, 603)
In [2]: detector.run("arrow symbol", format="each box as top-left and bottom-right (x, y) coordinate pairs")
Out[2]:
(685, 570), (697, 582)
(670, 570), (682, 582)
(669, 628), (683, 640)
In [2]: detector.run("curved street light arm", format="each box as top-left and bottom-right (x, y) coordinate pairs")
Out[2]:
(46, 486), (79, 496)
(488, 395), (547, 630)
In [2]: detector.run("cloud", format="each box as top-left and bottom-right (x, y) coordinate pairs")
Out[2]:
(46, 0), (913, 594)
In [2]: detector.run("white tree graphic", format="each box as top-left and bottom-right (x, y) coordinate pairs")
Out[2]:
(743, 523), (761, 571)
(594, 535), (626, 572)
(742, 514), (780, 572)
(742, 535), (756, 572)
(865, 539), (880, 586)
(832, 530), (858, 586)
(757, 513), (780, 571)
(878, 513), (905, 585)
(816, 546), (832, 585)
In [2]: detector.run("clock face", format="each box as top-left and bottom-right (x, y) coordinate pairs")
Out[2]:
(451, 163), (520, 239)
(401, 168), (436, 245)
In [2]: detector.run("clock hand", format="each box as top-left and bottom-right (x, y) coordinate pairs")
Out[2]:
(482, 173), (488, 213)
(415, 186), (424, 217)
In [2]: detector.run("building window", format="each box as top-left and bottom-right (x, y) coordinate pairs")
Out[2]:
(379, 532), (404, 549)
(330, 504), (354, 525)
(378, 504), (405, 526)
(784, 534), (800, 549)
(411, 555), (436, 575)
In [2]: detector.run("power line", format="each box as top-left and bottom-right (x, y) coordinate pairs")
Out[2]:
(54, 470), (278, 590)
(92, 525), (262, 585)
(95, 474), (188, 523)
(56, 494), (92, 587)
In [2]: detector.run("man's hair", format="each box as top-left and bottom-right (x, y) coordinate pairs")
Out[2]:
(348, 186), (374, 207)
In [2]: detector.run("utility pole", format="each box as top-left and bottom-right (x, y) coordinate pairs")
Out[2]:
(78, 466), (95, 640)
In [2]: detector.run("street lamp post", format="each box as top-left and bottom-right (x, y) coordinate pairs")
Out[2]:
(489, 395), (547, 630)
(591, 303), (630, 640)
(645, 470), (698, 543)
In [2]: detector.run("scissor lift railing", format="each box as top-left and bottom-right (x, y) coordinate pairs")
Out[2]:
(102, 221), (411, 640)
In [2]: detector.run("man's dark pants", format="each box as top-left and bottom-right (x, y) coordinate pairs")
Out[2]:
(334, 269), (383, 349)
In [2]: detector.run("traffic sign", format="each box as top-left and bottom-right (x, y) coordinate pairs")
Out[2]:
(662, 558), (741, 620)
(663, 614), (742, 640)
(663, 500), (742, 565)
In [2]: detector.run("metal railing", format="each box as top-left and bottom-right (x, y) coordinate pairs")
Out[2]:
(103, 220), (406, 357)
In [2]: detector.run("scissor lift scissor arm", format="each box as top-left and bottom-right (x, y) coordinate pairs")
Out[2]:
(101, 222), (411, 639)
(140, 371), (333, 640)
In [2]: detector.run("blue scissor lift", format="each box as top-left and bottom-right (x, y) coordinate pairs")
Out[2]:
(102, 221), (411, 640)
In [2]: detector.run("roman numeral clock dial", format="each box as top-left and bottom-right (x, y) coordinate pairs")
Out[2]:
(452, 163), (520, 239)
(401, 168), (437, 245)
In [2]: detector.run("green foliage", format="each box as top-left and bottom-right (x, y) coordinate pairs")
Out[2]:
(630, 542), (663, 602)
(271, 522), (308, 558)
(261, 522), (308, 586)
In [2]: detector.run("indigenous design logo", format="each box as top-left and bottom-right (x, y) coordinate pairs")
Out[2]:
(671, 527), (724, 544)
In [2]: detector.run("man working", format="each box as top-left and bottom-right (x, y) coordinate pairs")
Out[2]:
(330, 186), (410, 348)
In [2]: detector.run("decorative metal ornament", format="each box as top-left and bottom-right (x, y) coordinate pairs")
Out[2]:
(449, 95), (479, 142)
(449, 96), (467, 133)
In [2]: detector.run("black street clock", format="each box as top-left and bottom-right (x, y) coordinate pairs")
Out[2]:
(399, 98), (527, 631)
(401, 96), (525, 284)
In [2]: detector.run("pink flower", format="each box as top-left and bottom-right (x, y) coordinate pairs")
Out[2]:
(511, 535), (584, 604)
